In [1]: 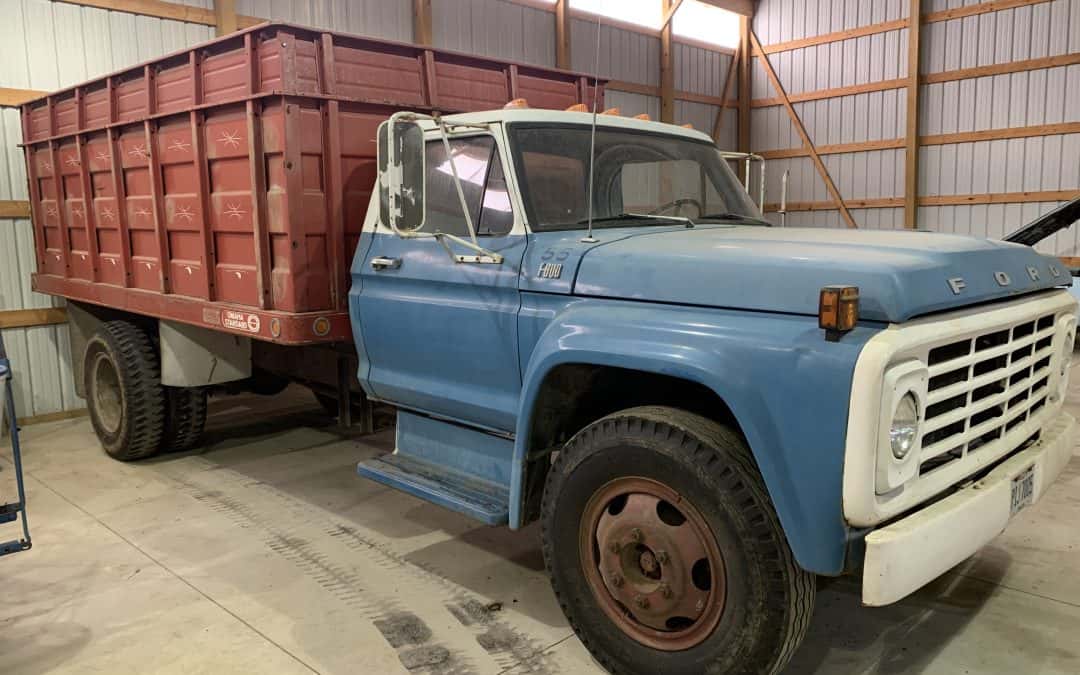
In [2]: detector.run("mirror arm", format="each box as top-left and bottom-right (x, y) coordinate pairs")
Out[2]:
(434, 115), (482, 249)
(386, 230), (500, 264)
(435, 232), (503, 264)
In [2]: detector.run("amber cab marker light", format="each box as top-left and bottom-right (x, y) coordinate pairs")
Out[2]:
(819, 285), (859, 342)
(504, 98), (530, 109)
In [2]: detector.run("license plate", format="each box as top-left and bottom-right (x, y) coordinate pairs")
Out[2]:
(1010, 465), (1035, 516)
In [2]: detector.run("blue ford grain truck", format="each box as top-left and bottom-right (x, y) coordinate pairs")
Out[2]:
(355, 107), (1077, 674)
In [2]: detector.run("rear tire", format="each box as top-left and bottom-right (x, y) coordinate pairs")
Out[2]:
(84, 320), (165, 461)
(161, 387), (208, 453)
(541, 406), (814, 675)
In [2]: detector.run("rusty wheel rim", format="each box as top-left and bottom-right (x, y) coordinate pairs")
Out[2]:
(579, 476), (727, 651)
(90, 351), (123, 434)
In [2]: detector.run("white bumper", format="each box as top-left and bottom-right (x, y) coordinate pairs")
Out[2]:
(862, 409), (1077, 607)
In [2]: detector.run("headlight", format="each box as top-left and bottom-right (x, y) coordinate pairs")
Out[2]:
(890, 392), (919, 460)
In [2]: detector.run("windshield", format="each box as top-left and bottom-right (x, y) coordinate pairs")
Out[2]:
(508, 124), (762, 231)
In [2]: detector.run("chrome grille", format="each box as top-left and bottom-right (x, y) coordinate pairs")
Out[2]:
(918, 312), (1057, 477)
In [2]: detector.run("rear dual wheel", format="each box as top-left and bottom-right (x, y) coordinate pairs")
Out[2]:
(542, 406), (814, 675)
(85, 320), (206, 460)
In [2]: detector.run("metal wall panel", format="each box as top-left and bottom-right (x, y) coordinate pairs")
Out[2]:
(918, 202), (1074, 251)
(674, 42), (732, 96)
(433, 0), (556, 66)
(1, 1), (214, 90)
(235, 0), (413, 40)
(570, 16), (660, 85)
(752, 0), (1078, 249)
(0, 1), (217, 419)
(604, 90), (661, 120)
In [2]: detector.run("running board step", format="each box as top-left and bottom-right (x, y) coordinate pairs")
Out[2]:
(357, 454), (510, 525)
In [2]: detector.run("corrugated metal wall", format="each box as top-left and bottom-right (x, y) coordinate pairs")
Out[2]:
(235, 0), (413, 41)
(569, 14), (736, 145)
(751, 0), (1080, 241)
(0, 0), (216, 420)
(432, 0), (556, 65)
(918, 0), (1080, 252)
(0, 0), (736, 419)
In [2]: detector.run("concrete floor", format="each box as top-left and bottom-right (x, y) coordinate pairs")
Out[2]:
(2, 383), (1080, 675)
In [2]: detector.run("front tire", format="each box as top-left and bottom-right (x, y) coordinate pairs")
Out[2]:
(541, 406), (813, 675)
(84, 320), (166, 461)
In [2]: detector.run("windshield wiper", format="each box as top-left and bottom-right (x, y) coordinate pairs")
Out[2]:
(575, 212), (695, 227)
(697, 212), (771, 226)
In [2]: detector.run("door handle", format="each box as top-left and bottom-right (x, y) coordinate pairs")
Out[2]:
(370, 256), (401, 271)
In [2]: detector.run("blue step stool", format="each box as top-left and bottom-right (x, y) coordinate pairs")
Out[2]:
(0, 334), (32, 557)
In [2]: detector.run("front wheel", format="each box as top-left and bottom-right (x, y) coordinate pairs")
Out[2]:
(541, 406), (813, 675)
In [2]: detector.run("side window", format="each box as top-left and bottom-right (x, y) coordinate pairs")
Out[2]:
(422, 135), (513, 237)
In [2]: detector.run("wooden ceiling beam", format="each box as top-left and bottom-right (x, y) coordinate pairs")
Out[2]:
(697, 0), (754, 17)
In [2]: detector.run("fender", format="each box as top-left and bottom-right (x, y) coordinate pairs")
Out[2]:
(511, 297), (882, 576)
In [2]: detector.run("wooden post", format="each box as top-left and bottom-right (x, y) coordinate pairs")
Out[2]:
(904, 0), (922, 229)
(750, 30), (858, 229)
(712, 54), (737, 142)
(213, 0), (237, 36)
(555, 0), (571, 70)
(413, 0), (433, 46)
(660, 0), (675, 123)
(737, 15), (751, 153)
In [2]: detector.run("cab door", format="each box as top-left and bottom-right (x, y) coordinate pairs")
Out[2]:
(355, 133), (526, 432)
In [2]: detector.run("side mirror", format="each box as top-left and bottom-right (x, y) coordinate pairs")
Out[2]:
(377, 116), (426, 233)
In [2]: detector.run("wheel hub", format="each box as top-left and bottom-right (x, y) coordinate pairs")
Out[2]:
(90, 352), (123, 434)
(580, 477), (727, 651)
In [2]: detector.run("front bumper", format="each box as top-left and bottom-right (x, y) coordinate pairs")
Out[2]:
(861, 409), (1077, 606)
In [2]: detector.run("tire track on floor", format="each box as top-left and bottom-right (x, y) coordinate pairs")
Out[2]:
(164, 466), (476, 675)
(160, 456), (555, 674)
(164, 457), (557, 673)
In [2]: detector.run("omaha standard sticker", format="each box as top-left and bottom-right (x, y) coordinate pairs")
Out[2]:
(222, 310), (261, 334)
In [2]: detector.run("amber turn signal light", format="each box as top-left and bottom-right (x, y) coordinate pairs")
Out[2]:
(819, 285), (859, 341)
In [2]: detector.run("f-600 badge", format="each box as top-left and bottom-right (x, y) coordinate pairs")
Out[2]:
(538, 263), (563, 279)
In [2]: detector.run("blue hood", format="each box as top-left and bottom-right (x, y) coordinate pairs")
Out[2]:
(571, 226), (1070, 323)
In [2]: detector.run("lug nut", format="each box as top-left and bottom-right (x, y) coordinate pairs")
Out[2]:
(629, 528), (643, 543)
(634, 595), (649, 609)
(659, 583), (673, 599)
(610, 573), (624, 588)
(655, 550), (669, 565)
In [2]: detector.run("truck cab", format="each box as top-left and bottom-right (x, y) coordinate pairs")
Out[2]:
(350, 107), (1078, 674)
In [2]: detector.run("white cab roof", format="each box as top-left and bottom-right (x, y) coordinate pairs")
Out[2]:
(417, 108), (715, 143)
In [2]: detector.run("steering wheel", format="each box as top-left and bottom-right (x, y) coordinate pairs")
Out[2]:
(649, 197), (704, 217)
